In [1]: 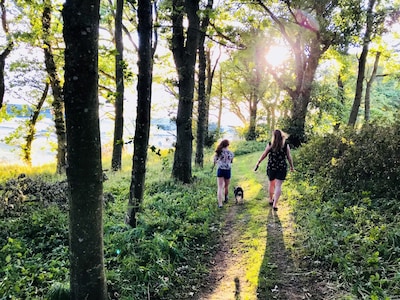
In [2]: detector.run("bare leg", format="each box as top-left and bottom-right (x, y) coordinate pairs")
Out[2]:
(217, 177), (225, 207)
(273, 179), (284, 208)
(269, 179), (275, 203)
(224, 178), (230, 202)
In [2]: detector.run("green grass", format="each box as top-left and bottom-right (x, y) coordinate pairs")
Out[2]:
(0, 148), (223, 299)
(1, 133), (400, 299)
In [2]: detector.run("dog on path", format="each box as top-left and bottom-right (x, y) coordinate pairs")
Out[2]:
(234, 186), (244, 205)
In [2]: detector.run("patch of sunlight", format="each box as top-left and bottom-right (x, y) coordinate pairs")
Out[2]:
(235, 178), (263, 200)
(246, 245), (266, 287)
(207, 151), (276, 299)
(234, 194), (269, 298)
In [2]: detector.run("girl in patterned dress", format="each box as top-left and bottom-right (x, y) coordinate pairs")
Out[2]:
(254, 130), (294, 211)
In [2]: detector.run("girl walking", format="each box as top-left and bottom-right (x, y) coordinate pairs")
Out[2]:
(254, 130), (294, 211)
(214, 139), (234, 208)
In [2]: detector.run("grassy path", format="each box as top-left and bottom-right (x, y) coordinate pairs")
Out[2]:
(195, 152), (335, 300)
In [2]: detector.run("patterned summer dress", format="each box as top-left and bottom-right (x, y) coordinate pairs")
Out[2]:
(267, 142), (288, 172)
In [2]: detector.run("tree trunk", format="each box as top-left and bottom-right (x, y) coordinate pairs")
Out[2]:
(0, 0), (13, 109)
(195, 0), (213, 167)
(111, 0), (125, 171)
(334, 73), (345, 130)
(217, 67), (223, 133)
(287, 39), (321, 147)
(247, 45), (263, 141)
(364, 51), (380, 122)
(195, 40), (206, 167)
(205, 48), (218, 144)
(42, 1), (67, 174)
(126, 0), (153, 228)
(256, 1), (330, 146)
(348, 0), (376, 127)
(247, 93), (257, 140)
(62, 1), (107, 299)
(289, 92), (309, 146)
(23, 83), (49, 165)
(171, 0), (200, 183)
(348, 48), (368, 127)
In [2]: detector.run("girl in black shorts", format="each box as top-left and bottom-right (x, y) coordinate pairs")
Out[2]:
(254, 130), (294, 211)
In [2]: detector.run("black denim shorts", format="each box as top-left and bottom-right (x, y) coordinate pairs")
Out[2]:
(267, 168), (287, 181)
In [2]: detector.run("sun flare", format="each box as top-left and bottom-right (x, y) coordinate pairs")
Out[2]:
(265, 45), (291, 68)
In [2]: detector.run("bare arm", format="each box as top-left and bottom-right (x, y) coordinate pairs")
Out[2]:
(254, 144), (271, 171)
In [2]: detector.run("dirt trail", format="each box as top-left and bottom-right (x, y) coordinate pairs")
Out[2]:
(195, 196), (336, 300)
(195, 203), (252, 300)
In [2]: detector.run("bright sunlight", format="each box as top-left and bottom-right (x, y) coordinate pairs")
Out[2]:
(265, 45), (291, 68)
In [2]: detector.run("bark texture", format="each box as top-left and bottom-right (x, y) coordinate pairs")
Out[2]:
(42, 1), (67, 174)
(23, 83), (49, 164)
(0, 0), (12, 109)
(62, 1), (107, 298)
(126, 0), (153, 228)
(171, 0), (200, 183)
(349, 0), (375, 126)
(195, 0), (213, 167)
(111, 0), (125, 171)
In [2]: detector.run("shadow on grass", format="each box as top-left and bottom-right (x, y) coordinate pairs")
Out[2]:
(256, 207), (296, 299)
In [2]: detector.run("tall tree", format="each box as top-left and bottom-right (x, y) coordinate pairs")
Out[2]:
(22, 83), (49, 164)
(205, 48), (220, 139)
(348, 0), (378, 127)
(62, 0), (107, 298)
(0, 0), (13, 109)
(195, 0), (213, 167)
(219, 27), (270, 140)
(364, 51), (381, 122)
(9, 0), (66, 171)
(171, 0), (200, 183)
(126, 0), (154, 228)
(111, 0), (125, 171)
(251, 0), (382, 145)
(42, 0), (67, 174)
(254, 0), (333, 146)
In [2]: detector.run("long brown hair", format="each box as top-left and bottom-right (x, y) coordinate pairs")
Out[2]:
(271, 130), (286, 151)
(215, 139), (230, 156)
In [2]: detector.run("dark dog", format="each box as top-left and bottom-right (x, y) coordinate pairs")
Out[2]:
(234, 186), (244, 204)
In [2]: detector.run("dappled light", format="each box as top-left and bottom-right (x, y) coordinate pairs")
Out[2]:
(2, 0), (400, 298)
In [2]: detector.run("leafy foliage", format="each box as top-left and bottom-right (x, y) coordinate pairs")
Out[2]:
(0, 205), (69, 298)
(104, 174), (221, 299)
(229, 140), (266, 156)
(296, 122), (400, 199)
(0, 152), (223, 299)
(2, 128), (400, 298)
(292, 122), (400, 298)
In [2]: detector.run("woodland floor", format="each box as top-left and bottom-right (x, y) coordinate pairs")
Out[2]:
(194, 179), (341, 300)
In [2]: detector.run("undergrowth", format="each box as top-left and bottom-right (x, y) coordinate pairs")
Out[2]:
(292, 122), (400, 299)
(2, 129), (400, 299)
(0, 141), (244, 299)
